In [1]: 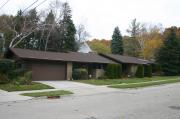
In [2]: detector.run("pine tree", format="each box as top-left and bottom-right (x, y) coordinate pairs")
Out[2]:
(58, 2), (78, 52)
(111, 27), (123, 54)
(156, 27), (180, 75)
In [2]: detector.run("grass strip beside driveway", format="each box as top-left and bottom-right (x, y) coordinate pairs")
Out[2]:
(21, 90), (73, 97)
(75, 76), (180, 85)
(0, 82), (54, 92)
(108, 78), (180, 89)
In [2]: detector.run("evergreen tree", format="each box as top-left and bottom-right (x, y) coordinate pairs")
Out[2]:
(111, 26), (123, 54)
(57, 2), (78, 52)
(45, 10), (55, 24)
(156, 27), (180, 75)
(14, 10), (24, 34)
(41, 10), (56, 51)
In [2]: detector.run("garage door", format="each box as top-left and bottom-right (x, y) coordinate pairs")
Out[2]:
(32, 63), (66, 80)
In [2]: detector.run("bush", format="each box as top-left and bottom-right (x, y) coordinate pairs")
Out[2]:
(0, 73), (9, 84)
(152, 64), (161, 72)
(0, 59), (16, 79)
(98, 75), (108, 79)
(144, 65), (152, 77)
(152, 64), (162, 75)
(72, 69), (88, 80)
(106, 64), (122, 79)
(135, 65), (144, 78)
(15, 71), (32, 85)
(0, 59), (15, 73)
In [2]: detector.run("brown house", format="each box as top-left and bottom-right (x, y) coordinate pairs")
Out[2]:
(6, 48), (152, 80)
(99, 53), (153, 76)
(6, 48), (117, 80)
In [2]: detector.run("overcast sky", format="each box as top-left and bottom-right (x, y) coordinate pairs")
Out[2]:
(0, 0), (180, 39)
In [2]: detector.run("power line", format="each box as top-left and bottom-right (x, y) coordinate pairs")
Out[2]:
(34, 0), (48, 8)
(22, 0), (39, 14)
(0, 0), (10, 10)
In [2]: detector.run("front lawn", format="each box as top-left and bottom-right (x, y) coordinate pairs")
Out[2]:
(21, 90), (73, 97)
(75, 76), (180, 87)
(0, 82), (54, 92)
(109, 78), (180, 89)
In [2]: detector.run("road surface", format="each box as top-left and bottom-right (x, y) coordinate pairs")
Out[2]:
(0, 83), (180, 119)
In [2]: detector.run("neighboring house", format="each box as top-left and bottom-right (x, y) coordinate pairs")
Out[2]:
(78, 42), (92, 53)
(6, 48), (116, 80)
(99, 53), (153, 76)
(5, 48), (152, 80)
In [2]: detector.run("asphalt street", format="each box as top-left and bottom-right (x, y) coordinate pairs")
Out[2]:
(0, 83), (180, 119)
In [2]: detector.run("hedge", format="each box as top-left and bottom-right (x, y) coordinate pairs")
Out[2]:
(152, 64), (162, 74)
(144, 65), (152, 77)
(106, 64), (122, 79)
(0, 59), (15, 74)
(135, 64), (144, 78)
(72, 68), (88, 80)
(0, 59), (16, 80)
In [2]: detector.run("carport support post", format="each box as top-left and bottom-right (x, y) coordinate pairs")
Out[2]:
(67, 62), (73, 80)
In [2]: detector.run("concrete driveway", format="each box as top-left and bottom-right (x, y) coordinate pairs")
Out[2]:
(37, 81), (118, 96)
(0, 81), (118, 103)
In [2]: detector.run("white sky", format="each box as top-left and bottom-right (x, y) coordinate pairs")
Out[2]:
(0, 0), (180, 39)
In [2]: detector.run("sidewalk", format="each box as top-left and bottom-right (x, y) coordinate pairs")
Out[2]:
(0, 89), (32, 103)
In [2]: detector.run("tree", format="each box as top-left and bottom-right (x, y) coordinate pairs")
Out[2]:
(139, 25), (163, 59)
(76, 23), (90, 42)
(125, 22), (164, 59)
(18, 8), (40, 49)
(57, 2), (77, 52)
(156, 27), (180, 75)
(2, 9), (44, 49)
(42, 10), (56, 51)
(127, 19), (142, 38)
(126, 19), (144, 56)
(87, 39), (111, 53)
(47, 2), (78, 52)
(111, 27), (123, 55)
(123, 36), (139, 56)
(0, 15), (14, 49)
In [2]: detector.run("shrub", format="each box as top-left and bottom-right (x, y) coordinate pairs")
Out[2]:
(16, 71), (32, 85)
(0, 73), (9, 84)
(144, 65), (152, 77)
(152, 64), (162, 75)
(152, 64), (161, 72)
(106, 64), (122, 79)
(98, 75), (108, 79)
(135, 65), (144, 78)
(0, 59), (15, 73)
(0, 59), (16, 79)
(72, 68), (88, 80)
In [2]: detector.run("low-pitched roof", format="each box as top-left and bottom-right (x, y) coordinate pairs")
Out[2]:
(99, 53), (152, 64)
(7, 48), (116, 64)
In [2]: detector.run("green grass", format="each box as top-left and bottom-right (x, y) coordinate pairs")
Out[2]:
(21, 90), (73, 97)
(75, 76), (180, 86)
(0, 82), (54, 92)
(109, 78), (180, 89)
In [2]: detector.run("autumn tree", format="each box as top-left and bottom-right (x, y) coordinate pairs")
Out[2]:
(87, 39), (111, 53)
(156, 27), (180, 75)
(125, 21), (164, 59)
(111, 27), (123, 55)
(140, 25), (163, 59)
